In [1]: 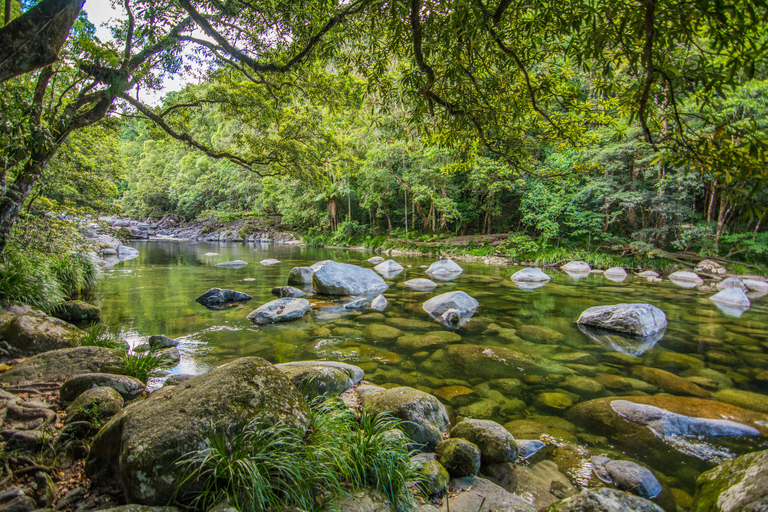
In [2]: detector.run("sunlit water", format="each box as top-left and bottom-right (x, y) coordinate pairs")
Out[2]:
(93, 240), (768, 496)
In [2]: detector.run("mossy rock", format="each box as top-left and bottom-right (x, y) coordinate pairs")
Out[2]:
(66, 386), (123, 424)
(0, 346), (124, 386)
(276, 361), (363, 398)
(2, 308), (85, 356)
(362, 324), (404, 343)
(690, 449), (768, 512)
(436, 438), (481, 478)
(86, 357), (310, 506)
(384, 317), (436, 332)
(517, 325), (565, 344)
(395, 334), (448, 353)
(421, 344), (567, 381)
(433, 385), (478, 408)
(419, 460), (450, 495)
(450, 419), (518, 464)
(52, 300), (101, 322)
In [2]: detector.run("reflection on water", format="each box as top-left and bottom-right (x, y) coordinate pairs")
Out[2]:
(94, 240), (768, 496)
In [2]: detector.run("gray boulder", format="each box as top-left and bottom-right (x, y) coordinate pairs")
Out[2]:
(312, 261), (389, 296)
(246, 298), (310, 324)
(450, 419), (518, 464)
(117, 246), (140, 261)
(374, 260), (404, 274)
(214, 260), (248, 268)
(194, 288), (252, 306)
(591, 458), (662, 499)
(260, 258), (281, 265)
(362, 386), (450, 451)
(287, 266), (315, 285)
(426, 259), (463, 275)
(511, 268), (551, 282)
(0, 346), (124, 385)
(668, 271), (704, 286)
(576, 304), (667, 336)
(148, 335), (179, 349)
(276, 361), (363, 398)
(368, 256), (386, 264)
(690, 448), (768, 512)
(403, 278), (438, 291)
(709, 287), (750, 308)
(716, 277), (747, 291)
(545, 488), (664, 511)
(562, 261), (591, 273)
(65, 386), (123, 423)
(370, 294), (388, 311)
(86, 357), (310, 506)
(272, 286), (306, 298)
(1, 308), (84, 356)
(422, 291), (479, 330)
(61, 373), (146, 402)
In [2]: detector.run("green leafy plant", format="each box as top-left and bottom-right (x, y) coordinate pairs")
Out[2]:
(120, 349), (162, 383)
(0, 251), (64, 311)
(80, 322), (124, 350)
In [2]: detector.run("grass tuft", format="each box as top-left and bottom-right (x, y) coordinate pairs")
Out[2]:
(120, 349), (162, 383)
(80, 322), (124, 350)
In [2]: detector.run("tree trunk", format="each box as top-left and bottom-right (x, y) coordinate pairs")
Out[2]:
(715, 194), (728, 247)
(385, 211), (392, 232)
(706, 181), (717, 222)
(0, 159), (48, 253)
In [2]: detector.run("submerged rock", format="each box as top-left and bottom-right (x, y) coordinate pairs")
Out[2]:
(403, 278), (438, 290)
(422, 344), (567, 381)
(287, 266), (315, 285)
(195, 288), (252, 306)
(214, 260), (248, 268)
(246, 298), (310, 324)
(632, 367), (710, 398)
(312, 261), (389, 296)
(576, 304), (667, 337)
(86, 357), (309, 506)
(690, 448), (768, 512)
(511, 268), (551, 282)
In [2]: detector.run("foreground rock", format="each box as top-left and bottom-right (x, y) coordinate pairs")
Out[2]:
(86, 357), (310, 505)
(436, 438), (481, 477)
(194, 288), (252, 306)
(576, 304), (667, 336)
(0, 306), (84, 356)
(60, 373), (146, 402)
(312, 261), (389, 295)
(287, 266), (315, 285)
(51, 300), (101, 323)
(276, 361), (363, 398)
(246, 298), (310, 324)
(511, 268), (551, 282)
(546, 488), (664, 512)
(690, 448), (768, 512)
(422, 291), (479, 328)
(362, 386), (450, 451)
(0, 346), (124, 385)
(441, 476), (535, 512)
(214, 260), (248, 268)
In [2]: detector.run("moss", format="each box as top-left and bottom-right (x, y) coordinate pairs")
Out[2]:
(435, 438), (481, 478)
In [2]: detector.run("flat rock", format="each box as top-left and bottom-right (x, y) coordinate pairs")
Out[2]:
(312, 261), (389, 295)
(404, 278), (438, 291)
(61, 373), (146, 402)
(709, 287), (750, 308)
(214, 260), (248, 268)
(546, 488), (664, 512)
(422, 344), (567, 381)
(511, 268), (551, 282)
(246, 298), (310, 324)
(1, 308), (84, 356)
(440, 476), (535, 512)
(668, 271), (704, 285)
(194, 288), (252, 306)
(576, 304), (667, 337)
(0, 346), (124, 385)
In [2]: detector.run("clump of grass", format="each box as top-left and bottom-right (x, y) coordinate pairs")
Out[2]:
(120, 349), (162, 383)
(0, 250), (64, 311)
(177, 397), (420, 512)
(80, 322), (124, 350)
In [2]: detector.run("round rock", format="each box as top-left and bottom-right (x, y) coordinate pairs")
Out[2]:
(66, 386), (123, 423)
(61, 373), (146, 402)
(436, 438), (481, 478)
(450, 419), (518, 464)
(404, 278), (439, 291)
(246, 298), (310, 324)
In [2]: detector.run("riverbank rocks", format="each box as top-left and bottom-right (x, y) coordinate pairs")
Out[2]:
(450, 419), (518, 464)
(86, 357), (310, 505)
(562, 261), (591, 273)
(404, 278), (438, 291)
(312, 261), (389, 295)
(426, 259), (463, 276)
(276, 361), (363, 398)
(287, 266), (315, 285)
(436, 438), (481, 477)
(1, 307), (84, 356)
(709, 288), (750, 308)
(419, 460), (450, 495)
(51, 300), (101, 322)
(511, 268), (551, 282)
(566, 396), (768, 471)
(65, 387), (123, 423)
(695, 260), (727, 275)
(668, 271), (704, 286)
(194, 288), (252, 306)
(0, 346), (124, 385)
(546, 488), (665, 512)
(272, 286), (306, 298)
(422, 291), (479, 327)
(246, 298), (310, 324)
(61, 373), (145, 402)
(374, 259), (404, 274)
(422, 344), (567, 381)
(214, 260), (247, 268)
(576, 304), (667, 337)
(690, 448), (768, 512)
(362, 386), (449, 451)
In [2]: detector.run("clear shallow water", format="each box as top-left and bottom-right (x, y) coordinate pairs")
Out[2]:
(94, 240), (768, 496)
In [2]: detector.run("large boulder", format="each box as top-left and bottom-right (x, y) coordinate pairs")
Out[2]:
(0, 346), (124, 385)
(60, 373), (146, 402)
(245, 298), (310, 324)
(276, 361), (363, 398)
(51, 300), (101, 323)
(450, 419), (518, 464)
(422, 291), (479, 328)
(287, 266), (315, 285)
(545, 488), (664, 512)
(709, 288), (750, 308)
(362, 386), (450, 451)
(1, 308), (84, 356)
(576, 304), (667, 337)
(312, 261), (389, 296)
(86, 357), (310, 505)
(690, 449), (768, 512)
(511, 268), (551, 282)
(194, 288), (252, 306)
(591, 457), (663, 499)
